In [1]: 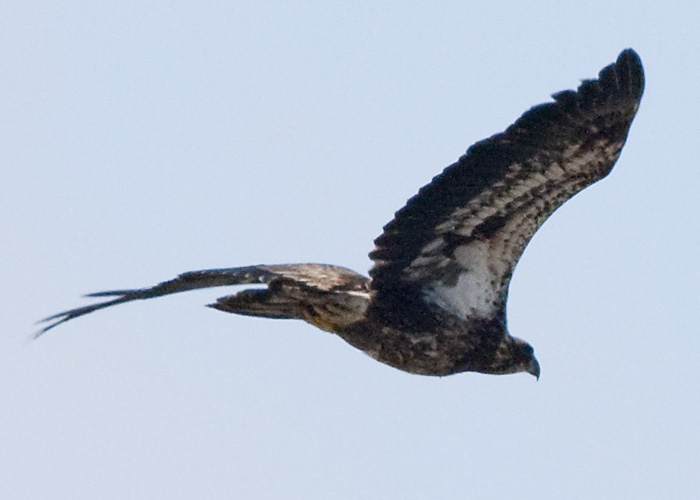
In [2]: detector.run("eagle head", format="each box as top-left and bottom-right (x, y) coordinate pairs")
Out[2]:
(485, 337), (540, 379)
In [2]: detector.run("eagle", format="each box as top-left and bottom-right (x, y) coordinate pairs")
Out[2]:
(38, 49), (644, 379)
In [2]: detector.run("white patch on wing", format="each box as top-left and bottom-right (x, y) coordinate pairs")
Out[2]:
(403, 237), (448, 280)
(543, 163), (564, 180)
(433, 139), (617, 244)
(422, 241), (502, 319)
(421, 237), (445, 253)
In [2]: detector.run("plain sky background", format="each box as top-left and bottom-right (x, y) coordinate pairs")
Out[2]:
(2, 1), (699, 499)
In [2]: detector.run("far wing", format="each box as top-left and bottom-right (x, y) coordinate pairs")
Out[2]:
(369, 49), (644, 323)
(37, 264), (368, 337)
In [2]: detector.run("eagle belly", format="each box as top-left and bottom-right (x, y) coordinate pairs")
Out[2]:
(336, 307), (506, 376)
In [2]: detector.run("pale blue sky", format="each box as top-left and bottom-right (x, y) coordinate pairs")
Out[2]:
(2, 1), (699, 499)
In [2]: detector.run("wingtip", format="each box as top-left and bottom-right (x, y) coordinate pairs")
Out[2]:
(31, 319), (60, 341)
(617, 48), (642, 67)
(571, 48), (644, 112)
(32, 313), (65, 340)
(34, 310), (73, 335)
(614, 48), (645, 100)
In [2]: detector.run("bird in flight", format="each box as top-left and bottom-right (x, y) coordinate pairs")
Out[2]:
(39, 49), (644, 379)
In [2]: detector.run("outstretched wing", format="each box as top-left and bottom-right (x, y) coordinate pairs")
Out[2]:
(37, 264), (368, 337)
(369, 49), (644, 323)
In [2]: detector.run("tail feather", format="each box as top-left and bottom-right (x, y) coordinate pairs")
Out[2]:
(209, 288), (306, 320)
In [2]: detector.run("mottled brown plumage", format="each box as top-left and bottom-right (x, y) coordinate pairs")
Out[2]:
(38, 50), (644, 378)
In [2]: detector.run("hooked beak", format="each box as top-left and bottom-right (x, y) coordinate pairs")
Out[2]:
(527, 357), (541, 380)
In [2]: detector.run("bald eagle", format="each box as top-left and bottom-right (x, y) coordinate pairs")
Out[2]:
(39, 49), (644, 378)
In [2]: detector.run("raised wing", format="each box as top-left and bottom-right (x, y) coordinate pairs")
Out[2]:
(369, 49), (644, 323)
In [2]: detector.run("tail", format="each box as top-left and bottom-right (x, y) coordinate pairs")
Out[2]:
(37, 264), (370, 338)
